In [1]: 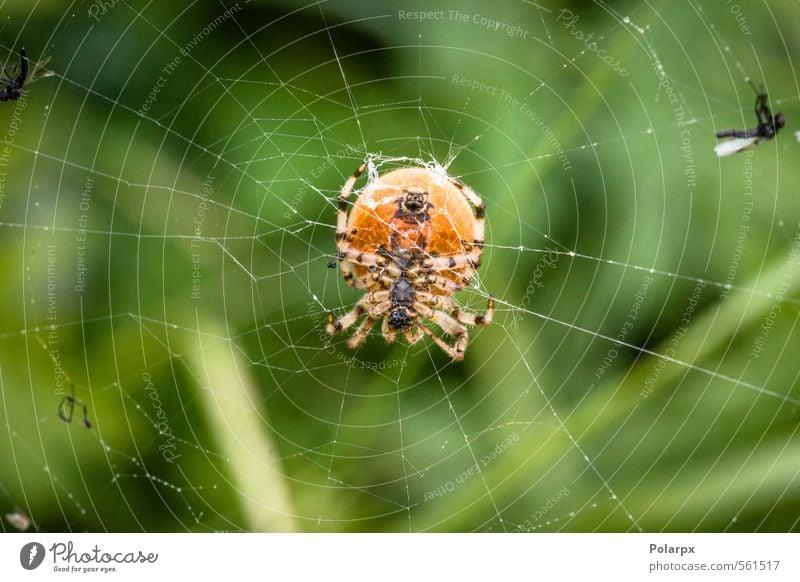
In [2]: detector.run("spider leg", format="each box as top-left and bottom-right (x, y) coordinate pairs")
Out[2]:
(382, 317), (397, 343)
(337, 248), (402, 277)
(431, 310), (469, 354)
(415, 303), (469, 360)
(347, 316), (378, 349)
(327, 298), (367, 335)
(428, 253), (481, 271)
(409, 272), (467, 294)
(449, 176), (485, 254)
(367, 299), (392, 318)
(404, 325), (424, 345)
(347, 298), (392, 349)
(449, 176), (485, 224)
(414, 291), (444, 308)
(333, 163), (369, 286)
(406, 253), (478, 287)
(338, 259), (368, 288)
(335, 162), (366, 243)
(441, 296), (494, 326)
(372, 272), (401, 288)
(417, 319), (467, 361)
(335, 243), (401, 290)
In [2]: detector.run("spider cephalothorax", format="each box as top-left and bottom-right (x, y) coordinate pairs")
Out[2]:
(326, 162), (493, 360)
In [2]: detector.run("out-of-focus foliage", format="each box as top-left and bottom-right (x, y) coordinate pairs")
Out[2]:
(0, 0), (799, 532)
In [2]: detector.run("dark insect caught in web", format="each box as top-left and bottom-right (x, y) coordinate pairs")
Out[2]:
(57, 385), (92, 429)
(714, 83), (785, 156)
(0, 47), (54, 102)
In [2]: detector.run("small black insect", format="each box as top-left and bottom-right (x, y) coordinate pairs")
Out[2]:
(57, 385), (92, 429)
(715, 85), (785, 156)
(0, 47), (53, 102)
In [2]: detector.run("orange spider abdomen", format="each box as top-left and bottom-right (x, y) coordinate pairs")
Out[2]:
(346, 167), (476, 290)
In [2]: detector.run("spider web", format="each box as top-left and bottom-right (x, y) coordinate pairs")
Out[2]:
(1, 0), (799, 534)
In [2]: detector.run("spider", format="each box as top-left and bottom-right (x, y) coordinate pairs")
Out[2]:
(714, 84), (784, 156)
(327, 161), (493, 360)
(0, 47), (53, 102)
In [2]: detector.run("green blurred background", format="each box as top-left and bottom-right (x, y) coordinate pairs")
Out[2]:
(1, 0), (799, 532)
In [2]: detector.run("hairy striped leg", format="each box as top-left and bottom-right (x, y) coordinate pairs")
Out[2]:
(415, 303), (469, 360)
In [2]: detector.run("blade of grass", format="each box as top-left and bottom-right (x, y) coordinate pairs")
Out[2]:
(188, 322), (295, 532)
